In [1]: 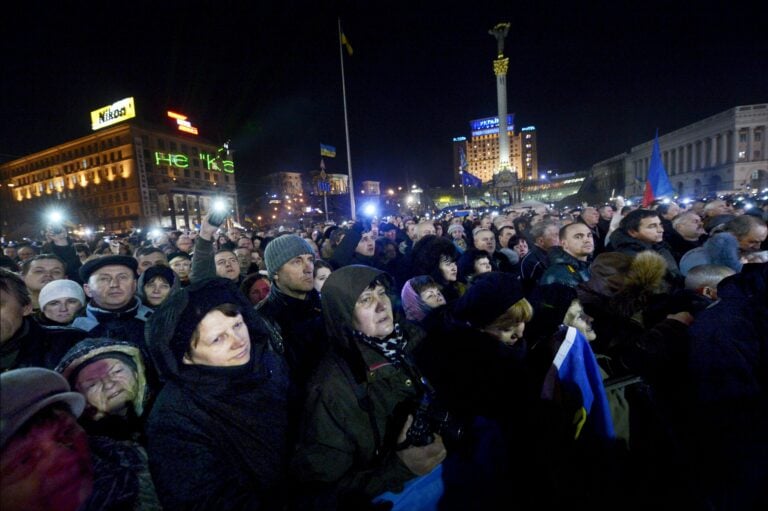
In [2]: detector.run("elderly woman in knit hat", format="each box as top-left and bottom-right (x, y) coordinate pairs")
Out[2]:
(55, 339), (162, 509)
(56, 338), (152, 432)
(144, 277), (291, 509)
(34, 278), (86, 326)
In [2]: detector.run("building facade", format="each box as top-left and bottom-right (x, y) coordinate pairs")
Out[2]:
(0, 120), (238, 237)
(459, 115), (539, 183)
(625, 104), (767, 198)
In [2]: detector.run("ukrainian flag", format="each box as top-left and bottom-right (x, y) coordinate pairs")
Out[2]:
(320, 144), (336, 158)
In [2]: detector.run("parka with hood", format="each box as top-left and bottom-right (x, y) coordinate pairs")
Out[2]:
(144, 278), (291, 510)
(291, 265), (426, 505)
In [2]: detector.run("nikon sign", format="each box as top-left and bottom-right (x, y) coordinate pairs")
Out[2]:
(91, 97), (136, 131)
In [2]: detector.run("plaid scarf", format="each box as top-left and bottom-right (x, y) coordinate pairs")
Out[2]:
(352, 323), (407, 367)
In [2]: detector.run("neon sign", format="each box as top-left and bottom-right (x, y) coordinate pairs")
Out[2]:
(91, 97), (136, 131)
(470, 114), (514, 136)
(154, 152), (234, 173)
(167, 111), (199, 135)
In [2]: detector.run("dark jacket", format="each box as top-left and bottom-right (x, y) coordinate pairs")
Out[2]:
(71, 297), (153, 355)
(0, 317), (87, 372)
(145, 278), (291, 510)
(255, 283), (328, 395)
(609, 227), (684, 289)
(519, 244), (550, 296)
(291, 265), (424, 505)
(539, 247), (591, 288)
(684, 263), (768, 510)
(663, 225), (704, 264)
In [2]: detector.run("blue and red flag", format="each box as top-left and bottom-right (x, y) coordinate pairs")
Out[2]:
(642, 130), (674, 206)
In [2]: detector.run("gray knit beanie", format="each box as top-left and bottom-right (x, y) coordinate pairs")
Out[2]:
(264, 234), (314, 278)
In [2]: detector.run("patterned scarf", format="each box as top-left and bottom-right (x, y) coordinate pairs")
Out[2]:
(352, 323), (407, 367)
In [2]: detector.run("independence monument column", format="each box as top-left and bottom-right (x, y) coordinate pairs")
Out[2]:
(489, 22), (511, 175)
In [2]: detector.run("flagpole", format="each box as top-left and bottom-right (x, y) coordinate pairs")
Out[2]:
(460, 171), (467, 207)
(338, 18), (356, 221)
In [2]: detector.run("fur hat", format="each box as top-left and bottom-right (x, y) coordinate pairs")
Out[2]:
(264, 234), (314, 279)
(79, 255), (138, 282)
(452, 271), (525, 328)
(38, 279), (86, 310)
(1, 368), (85, 448)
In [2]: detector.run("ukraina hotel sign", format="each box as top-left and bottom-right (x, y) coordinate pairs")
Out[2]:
(91, 97), (136, 130)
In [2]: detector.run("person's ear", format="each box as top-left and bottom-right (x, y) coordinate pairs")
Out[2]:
(701, 286), (715, 299)
(182, 353), (193, 365)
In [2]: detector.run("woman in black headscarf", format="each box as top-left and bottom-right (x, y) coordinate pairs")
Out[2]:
(144, 277), (291, 510)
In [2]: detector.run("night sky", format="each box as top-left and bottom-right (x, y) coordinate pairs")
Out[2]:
(2, 1), (766, 196)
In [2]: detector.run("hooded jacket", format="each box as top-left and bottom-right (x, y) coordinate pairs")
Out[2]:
(678, 232), (742, 276)
(144, 278), (291, 510)
(291, 265), (425, 504)
(56, 338), (151, 426)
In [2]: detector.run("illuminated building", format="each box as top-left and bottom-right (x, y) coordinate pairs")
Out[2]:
(458, 116), (538, 183)
(0, 98), (237, 236)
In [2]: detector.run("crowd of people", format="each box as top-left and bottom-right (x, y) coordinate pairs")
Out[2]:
(1, 195), (767, 510)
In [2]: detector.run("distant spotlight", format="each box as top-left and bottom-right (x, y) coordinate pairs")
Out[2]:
(662, 198), (670, 204)
(84, 228), (93, 236)
(682, 198), (692, 204)
(47, 209), (64, 224)
(744, 203), (753, 210)
(363, 203), (377, 217)
(212, 199), (228, 213)
(626, 200), (633, 206)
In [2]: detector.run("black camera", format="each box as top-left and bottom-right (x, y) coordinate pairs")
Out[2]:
(400, 390), (464, 448)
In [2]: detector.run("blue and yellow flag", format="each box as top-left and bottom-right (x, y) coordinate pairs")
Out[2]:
(320, 144), (336, 158)
(340, 32), (353, 56)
